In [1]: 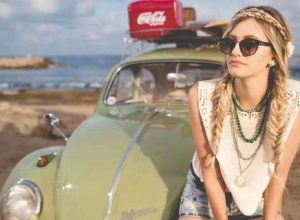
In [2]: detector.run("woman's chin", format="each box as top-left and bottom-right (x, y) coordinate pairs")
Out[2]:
(229, 71), (243, 78)
(228, 69), (251, 78)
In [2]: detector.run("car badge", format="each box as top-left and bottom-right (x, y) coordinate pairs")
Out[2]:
(121, 208), (157, 220)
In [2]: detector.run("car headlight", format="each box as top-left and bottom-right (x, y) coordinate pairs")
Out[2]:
(1, 179), (42, 220)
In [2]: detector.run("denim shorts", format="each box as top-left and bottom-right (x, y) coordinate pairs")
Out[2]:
(178, 166), (264, 219)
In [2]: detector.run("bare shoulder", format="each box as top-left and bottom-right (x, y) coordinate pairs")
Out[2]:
(188, 83), (199, 104)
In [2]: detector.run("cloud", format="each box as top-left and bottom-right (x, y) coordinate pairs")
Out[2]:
(244, 0), (272, 5)
(33, 23), (63, 33)
(76, 1), (96, 16)
(189, 2), (218, 21)
(30, 0), (58, 14)
(0, 2), (13, 19)
(0, 1), (299, 55)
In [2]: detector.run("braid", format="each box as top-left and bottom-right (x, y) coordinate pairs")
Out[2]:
(210, 74), (233, 156)
(266, 68), (288, 165)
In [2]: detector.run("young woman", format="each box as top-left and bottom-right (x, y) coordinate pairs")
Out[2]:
(179, 6), (300, 220)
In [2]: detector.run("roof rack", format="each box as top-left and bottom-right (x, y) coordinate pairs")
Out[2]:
(122, 20), (228, 59)
(129, 20), (228, 45)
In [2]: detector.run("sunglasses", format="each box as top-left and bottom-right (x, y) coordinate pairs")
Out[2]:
(218, 37), (272, 56)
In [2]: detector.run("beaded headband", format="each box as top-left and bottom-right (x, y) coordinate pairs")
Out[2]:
(231, 8), (294, 58)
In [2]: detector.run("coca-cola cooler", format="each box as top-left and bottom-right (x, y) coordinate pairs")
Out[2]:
(128, 0), (183, 39)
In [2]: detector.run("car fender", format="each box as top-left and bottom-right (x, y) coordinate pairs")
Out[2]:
(0, 146), (64, 220)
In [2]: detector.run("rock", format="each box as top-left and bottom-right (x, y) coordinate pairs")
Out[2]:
(0, 55), (63, 69)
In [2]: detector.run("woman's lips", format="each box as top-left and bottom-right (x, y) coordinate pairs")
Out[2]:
(229, 60), (246, 67)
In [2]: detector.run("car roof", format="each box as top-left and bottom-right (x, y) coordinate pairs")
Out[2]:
(121, 46), (225, 65)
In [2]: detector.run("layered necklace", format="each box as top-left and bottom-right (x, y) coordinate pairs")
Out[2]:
(230, 89), (271, 187)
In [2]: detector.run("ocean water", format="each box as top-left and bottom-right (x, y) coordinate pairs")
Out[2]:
(0, 55), (121, 91)
(0, 54), (299, 91)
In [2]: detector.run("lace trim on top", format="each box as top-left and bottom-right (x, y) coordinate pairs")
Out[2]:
(198, 79), (300, 141)
(284, 82), (300, 139)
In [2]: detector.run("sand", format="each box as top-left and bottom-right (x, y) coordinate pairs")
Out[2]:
(0, 90), (98, 188)
(0, 90), (299, 220)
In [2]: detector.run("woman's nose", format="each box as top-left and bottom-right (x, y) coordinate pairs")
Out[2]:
(231, 42), (242, 56)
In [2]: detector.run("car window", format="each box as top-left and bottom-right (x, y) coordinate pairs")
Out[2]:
(107, 69), (134, 103)
(106, 62), (223, 105)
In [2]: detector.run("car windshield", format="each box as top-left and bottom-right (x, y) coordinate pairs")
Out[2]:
(105, 62), (223, 105)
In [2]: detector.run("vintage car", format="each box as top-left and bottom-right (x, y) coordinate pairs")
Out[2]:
(0, 2), (227, 220)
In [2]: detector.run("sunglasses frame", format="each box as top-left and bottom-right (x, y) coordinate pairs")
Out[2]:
(218, 37), (272, 56)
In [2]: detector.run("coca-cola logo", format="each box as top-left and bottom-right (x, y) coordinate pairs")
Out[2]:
(137, 11), (166, 26)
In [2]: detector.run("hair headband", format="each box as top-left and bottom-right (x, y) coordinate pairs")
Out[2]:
(232, 8), (294, 58)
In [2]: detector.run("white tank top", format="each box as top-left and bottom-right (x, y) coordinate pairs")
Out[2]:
(191, 78), (300, 215)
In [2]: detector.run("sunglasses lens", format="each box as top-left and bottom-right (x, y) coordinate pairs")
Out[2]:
(219, 38), (235, 54)
(240, 39), (259, 56)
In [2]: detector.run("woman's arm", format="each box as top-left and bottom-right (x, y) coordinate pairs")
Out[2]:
(188, 84), (228, 220)
(263, 111), (300, 220)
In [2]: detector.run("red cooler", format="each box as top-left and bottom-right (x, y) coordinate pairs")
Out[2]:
(128, 0), (183, 39)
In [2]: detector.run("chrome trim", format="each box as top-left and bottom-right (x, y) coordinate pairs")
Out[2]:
(103, 107), (166, 220)
(45, 113), (69, 142)
(1, 179), (43, 217)
(17, 179), (43, 215)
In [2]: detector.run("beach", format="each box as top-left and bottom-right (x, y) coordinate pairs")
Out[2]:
(0, 89), (299, 219)
(0, 89), (98, 188)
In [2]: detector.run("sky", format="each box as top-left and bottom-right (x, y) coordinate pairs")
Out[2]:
(0, 0), (299, 56)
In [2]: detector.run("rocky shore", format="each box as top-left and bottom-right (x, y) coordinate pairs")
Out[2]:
(0, 55), (62, 69)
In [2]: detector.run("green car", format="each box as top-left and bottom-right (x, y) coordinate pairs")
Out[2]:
(0, 28), (225, 220)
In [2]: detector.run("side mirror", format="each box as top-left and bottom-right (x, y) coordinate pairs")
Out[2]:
(45, 113), (59, 125)
(45, 113), (69, 142)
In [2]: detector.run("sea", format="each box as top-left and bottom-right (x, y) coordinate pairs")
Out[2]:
(0, 55), (122, 91)
(0, 54), (299, 91)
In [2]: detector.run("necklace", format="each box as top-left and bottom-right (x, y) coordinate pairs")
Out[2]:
(232, 96), (269, 144)
(230, 102), (266, 187)
(231, 102), (267, 160)
(231, 89), (270, 113)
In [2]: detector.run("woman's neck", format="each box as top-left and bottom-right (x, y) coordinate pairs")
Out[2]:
(233, 75), (269, 109)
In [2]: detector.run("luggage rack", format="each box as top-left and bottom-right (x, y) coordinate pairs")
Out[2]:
(122, 21), (228, 59)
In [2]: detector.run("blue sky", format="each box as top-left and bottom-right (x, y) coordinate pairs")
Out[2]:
(0, 0), (299, 56)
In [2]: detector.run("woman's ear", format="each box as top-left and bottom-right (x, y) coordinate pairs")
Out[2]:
(267, 58), (276, 67)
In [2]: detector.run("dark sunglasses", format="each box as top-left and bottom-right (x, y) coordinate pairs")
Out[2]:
(218, 37), (272, 56)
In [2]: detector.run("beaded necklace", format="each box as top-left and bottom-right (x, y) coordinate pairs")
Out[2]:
(231, 90), (271, 143)
(231, 90), (270, 113)
(230, 101), (267, 187)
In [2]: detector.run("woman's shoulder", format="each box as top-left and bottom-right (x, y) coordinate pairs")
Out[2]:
(287, 78), (300, 92)
(286, 79), (300, 110)
(189, 77), (222, 105)
(197, 77), (223, 90)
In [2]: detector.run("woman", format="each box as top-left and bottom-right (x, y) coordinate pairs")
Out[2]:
(179, 6), (300, 220)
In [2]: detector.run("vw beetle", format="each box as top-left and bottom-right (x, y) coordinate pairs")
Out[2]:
(0, 4), (227, 219)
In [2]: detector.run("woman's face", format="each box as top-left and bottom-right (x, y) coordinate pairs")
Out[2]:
(226, 18), (274, 79)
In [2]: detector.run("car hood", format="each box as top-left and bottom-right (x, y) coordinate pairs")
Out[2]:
(55, 105), (195, 220)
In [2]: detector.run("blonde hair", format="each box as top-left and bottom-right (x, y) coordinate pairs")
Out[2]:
(210, 6), (292, 172)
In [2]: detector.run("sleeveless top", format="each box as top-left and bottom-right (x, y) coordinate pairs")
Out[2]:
(191, 78), (300, 215)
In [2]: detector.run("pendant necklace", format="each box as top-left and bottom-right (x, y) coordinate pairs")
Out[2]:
(230, 101), (267, 187)
(235, 151), (256, 187)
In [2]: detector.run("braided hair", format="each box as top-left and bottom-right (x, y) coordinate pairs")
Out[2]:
(210, 6), (293, 169)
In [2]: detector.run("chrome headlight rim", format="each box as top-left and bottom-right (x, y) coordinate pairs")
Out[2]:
(1, 179), (43, 219)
